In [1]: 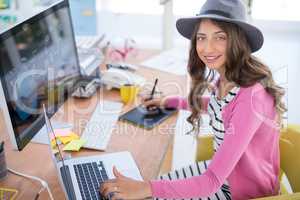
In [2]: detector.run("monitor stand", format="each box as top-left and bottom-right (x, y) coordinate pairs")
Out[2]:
(31, 121), (73, 145)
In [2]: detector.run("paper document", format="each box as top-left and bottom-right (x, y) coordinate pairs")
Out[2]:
(172, 110), (212, 170)
(141, 48), (189, 75)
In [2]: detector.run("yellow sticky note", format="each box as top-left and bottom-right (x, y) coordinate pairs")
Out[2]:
(58, 133), (79, 144)
(63, 139), (86, 151)
(51, 139), (59, 148)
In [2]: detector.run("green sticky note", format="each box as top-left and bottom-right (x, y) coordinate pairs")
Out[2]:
(63, 139), (86, 151)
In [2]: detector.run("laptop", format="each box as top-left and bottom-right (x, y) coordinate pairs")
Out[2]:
(42, 105), (143, 200)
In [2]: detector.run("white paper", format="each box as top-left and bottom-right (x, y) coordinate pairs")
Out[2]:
(141, 48), (189, 75)
(172, 110), (212, 170)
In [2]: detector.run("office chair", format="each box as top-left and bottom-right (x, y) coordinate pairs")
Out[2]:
(195, 124), (300, 200)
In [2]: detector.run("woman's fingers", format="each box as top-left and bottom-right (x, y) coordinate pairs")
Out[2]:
(100, 177), (151, 200)
(100, 181), (118, 197)
(113, 166), (125, 179)
(141, 96), (163, 107)
(99, 179), (115, 193)
(140, 95), (154, 103)
(140, 92), (164, 107)
(142, 99), (159, 108)
(111, 192), (123, 200)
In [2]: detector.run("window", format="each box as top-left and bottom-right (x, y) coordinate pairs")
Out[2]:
(96, 0), (207, 16)
(173, 0), (205, 16)
(96, 0), (163, 15)
(252, 0), (300, 21)
(96, 0), (300, 21)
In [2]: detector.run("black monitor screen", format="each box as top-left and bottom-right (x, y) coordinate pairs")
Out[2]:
(0, 0), (81, 150)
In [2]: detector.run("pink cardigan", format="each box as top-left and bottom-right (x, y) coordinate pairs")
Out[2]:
(150, 83), (280, 200)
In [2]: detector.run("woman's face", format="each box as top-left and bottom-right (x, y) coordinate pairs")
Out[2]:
(196, 19), (228, 72)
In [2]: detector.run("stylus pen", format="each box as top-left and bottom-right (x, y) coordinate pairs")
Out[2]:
(149, 78), (158, 100)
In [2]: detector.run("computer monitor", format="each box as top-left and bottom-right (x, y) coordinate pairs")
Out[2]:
(0, 0), (81, 150)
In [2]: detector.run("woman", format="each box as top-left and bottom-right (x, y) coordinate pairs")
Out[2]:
(100, 0), (286, 199)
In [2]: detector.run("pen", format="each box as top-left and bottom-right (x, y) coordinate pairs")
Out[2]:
(106, 63), (134, 71)
(149, 78), (158, 100)
(0, 141), (4, 153)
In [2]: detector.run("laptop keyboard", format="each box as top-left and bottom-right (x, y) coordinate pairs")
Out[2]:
(74, 161), (108, 200)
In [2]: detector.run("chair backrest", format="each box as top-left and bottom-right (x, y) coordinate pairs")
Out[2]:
(280, 125), (300, 193)
(195, 125), (300, 192)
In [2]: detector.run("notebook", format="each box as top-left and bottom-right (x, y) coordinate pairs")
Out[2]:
(119, 105), (177, 129)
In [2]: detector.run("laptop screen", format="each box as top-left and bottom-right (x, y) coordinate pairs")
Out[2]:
(43, 104), (66, 164)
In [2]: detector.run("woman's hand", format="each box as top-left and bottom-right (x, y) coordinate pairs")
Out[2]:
(140, 92), (167, 110)
(100, 166), (152, 200)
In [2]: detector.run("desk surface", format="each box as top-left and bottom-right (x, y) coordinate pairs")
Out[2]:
(0, 49), (188, 199)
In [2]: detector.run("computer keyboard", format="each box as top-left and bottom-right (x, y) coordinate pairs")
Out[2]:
(75, 35), (104, 49)
(74, 161), (108, 200)
(80, 100), (123, 150)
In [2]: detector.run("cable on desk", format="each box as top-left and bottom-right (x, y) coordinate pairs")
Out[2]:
(34, 187), (44, 200)
(7, 167), (54, 200)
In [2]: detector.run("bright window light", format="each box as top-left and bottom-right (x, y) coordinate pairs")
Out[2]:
(96, 0), (163, 15)
(96, 0), (205, 16)
(96, 0), (300, 21)
(252, 0), (300, 21)
(173, 0), (205, 16)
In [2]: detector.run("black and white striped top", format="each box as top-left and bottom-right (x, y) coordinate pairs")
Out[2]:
(207, 86), (240, 152)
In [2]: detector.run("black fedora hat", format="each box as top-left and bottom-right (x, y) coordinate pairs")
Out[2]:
(176, 0), (264, 52)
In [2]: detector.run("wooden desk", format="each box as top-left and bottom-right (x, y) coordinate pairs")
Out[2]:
(0, 50), (188, 199)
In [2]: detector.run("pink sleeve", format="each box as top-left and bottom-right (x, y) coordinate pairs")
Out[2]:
(150, 87), (265, 198)
(201, 96), (210, 112)
(165, 96), (188, 110)
(165, 96), (210, 112)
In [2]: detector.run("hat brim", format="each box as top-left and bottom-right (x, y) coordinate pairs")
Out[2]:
(176, 14), (264, 52)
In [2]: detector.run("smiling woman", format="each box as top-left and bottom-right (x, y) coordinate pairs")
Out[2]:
(99, 0), (287, 199)
(195, 19), (228, 70)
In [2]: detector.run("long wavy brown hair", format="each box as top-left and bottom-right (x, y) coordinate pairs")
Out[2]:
(187, 19), (287, 133)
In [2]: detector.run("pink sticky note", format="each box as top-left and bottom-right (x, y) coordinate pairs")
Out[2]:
(50, 128), (73, 139)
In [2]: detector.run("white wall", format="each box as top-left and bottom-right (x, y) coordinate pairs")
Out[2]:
(254, 20), (300, 125)
(97, 12), (164, 49)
